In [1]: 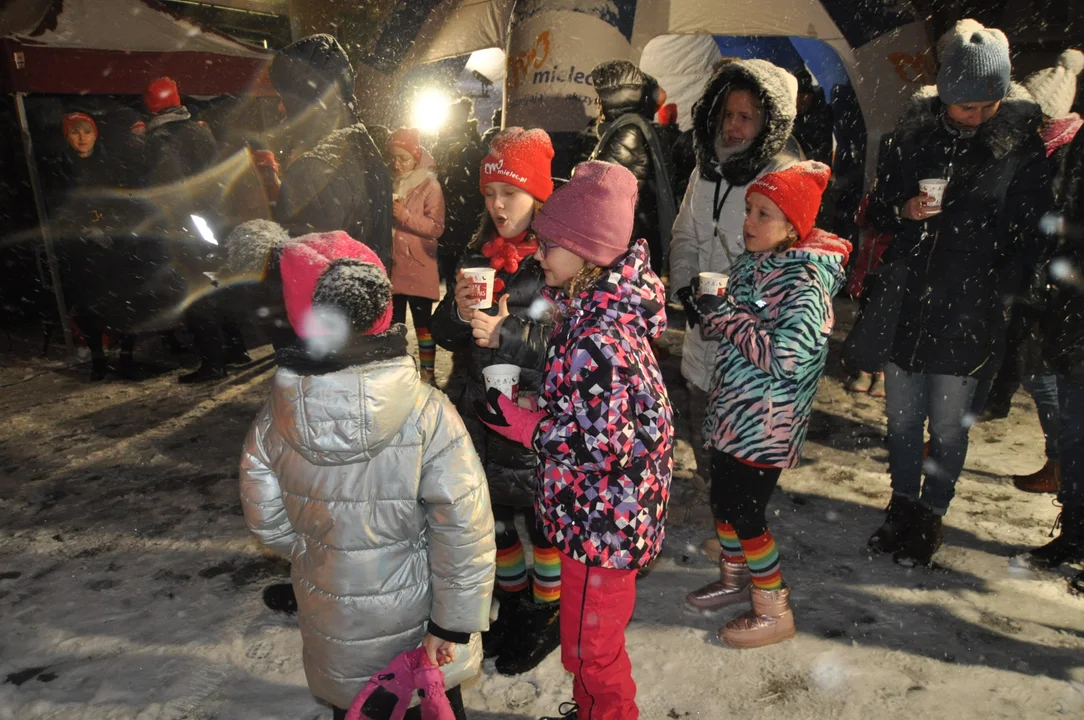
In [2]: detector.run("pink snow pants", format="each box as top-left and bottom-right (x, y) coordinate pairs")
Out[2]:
(559, 554), (638, 720)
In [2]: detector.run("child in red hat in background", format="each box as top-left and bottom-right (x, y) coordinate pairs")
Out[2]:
(686, 160), (851, 649)
(476, 160), (674, 720)
(386, 127), (446, 384)
(240, 230), (494, 720)
(431, 127), (562, 677)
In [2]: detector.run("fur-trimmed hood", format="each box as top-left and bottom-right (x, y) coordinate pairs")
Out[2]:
(692, 60), (799, 185)
(894, 82), (1044, 160)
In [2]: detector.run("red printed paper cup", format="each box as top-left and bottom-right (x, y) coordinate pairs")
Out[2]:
(461, 267), (496, 310)
(919, 178), (947, 212)
(483, 363), (520, 402)
(698, 272), (729, 296)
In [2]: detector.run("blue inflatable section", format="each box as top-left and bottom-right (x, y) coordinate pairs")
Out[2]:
(713, 35), (851, 95)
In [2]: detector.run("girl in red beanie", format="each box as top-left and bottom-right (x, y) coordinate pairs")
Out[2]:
(687, 160), (851, 649)
(476, 160), (674, 720)
(385, 127), (446, 383)
(431, 127), (562, 676)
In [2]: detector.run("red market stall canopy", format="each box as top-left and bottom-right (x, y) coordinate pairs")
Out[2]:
(0, 0), (274, 96)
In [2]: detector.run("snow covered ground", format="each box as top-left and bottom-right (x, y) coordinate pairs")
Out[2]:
(1, 299), (1083, 719)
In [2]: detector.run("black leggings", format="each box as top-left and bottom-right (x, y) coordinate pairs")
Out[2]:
(710, 449), (783, 539)
(492, 504), (553, 550)
(333, 685), (466, 720)
(392, 295), (433, 329)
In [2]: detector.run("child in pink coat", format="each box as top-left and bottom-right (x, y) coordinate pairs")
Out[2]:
(386, 128), (446, 383)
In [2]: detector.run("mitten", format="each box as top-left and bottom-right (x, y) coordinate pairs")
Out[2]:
(414, 657), (456, 720)
(474, 387), (545, 448)
(695, 292), (730, 320)
(344, 649), (422, 720)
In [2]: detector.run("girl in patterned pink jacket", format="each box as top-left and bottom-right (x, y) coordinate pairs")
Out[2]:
(477, 161), (673, 720)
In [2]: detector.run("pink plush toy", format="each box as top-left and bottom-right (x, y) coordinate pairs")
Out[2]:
(344, 648), (455, 720)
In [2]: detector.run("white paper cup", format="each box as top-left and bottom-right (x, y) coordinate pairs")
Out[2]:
(698, 272), (729, 296)
(461, 267), (496, 310)
(483, 364), (520, 402)
(919, 178), (948, 211)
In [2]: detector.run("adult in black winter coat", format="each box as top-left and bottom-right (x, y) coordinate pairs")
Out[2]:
(142, 77), (218, 187)
(864, 20), (1052, 568)
(1024, 127), (1084, 587)
(792, 68), (834, 166)
(583, 60), (675, 273)
(433, 98), (488, 282)
(270, 34), (392, 270)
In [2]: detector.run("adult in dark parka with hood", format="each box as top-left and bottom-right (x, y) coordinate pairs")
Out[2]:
(864, 20), (1052, 568)
(269, 34), (393, 269)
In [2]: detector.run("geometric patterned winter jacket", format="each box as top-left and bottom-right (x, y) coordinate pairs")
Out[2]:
(533, 238), (674, 570)
(701, 229), (851, 469)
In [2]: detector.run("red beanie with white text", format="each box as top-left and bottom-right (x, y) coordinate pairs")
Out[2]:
(746, 161), (831, 241)
(479, 127), (554, 201)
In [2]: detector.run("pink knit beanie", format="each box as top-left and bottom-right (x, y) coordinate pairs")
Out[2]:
(531, 160), (638, 267)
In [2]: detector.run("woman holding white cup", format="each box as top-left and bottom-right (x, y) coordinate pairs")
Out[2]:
(430, 128), (564, 676)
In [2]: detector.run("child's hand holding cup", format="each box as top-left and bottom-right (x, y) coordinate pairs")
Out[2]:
(460, 267), (496, 311)
(698, 272), (729, 296)
(483, 363), (520, 403)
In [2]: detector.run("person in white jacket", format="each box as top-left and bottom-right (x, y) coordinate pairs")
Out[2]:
(669, 59), (802, 486)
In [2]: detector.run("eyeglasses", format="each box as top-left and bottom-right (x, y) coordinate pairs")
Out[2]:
(536, 235), (555, 258)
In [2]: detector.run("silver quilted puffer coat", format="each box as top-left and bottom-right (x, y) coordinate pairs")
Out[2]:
(239, 354), (495, 709)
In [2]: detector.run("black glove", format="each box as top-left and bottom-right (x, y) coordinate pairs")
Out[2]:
(473, 386), (511, 429)
(695, 291), (730, 321)
(676, 285), (699, 328)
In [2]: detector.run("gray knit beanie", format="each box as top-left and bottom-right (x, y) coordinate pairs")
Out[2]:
(1023, 49), (1084, 119)
(936, 20), (1011, 105)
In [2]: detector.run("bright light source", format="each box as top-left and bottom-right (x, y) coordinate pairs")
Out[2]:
(190, 214), (217, 245)
(411, 89), (451, 135)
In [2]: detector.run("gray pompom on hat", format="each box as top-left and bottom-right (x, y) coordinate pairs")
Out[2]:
(312, 258), (392, 335)
(936, 19), (1012, 105)
(1024, 49), (1084, 119)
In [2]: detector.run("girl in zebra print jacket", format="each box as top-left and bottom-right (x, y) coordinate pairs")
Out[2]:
(688, 161), (851, 650)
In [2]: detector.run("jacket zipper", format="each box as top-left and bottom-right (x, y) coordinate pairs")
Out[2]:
(910, 137), (958, 367)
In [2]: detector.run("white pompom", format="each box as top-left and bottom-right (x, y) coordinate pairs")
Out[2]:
(1059, 49), (1084, 77)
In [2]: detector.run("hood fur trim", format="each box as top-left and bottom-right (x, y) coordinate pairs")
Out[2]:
(692, 60), (798, 186)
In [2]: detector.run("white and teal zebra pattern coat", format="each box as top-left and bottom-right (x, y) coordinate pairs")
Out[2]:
(700, 229), (851, 469)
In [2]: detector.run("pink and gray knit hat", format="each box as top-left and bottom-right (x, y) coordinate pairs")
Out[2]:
(531, 160), (638, 267)
(279, 231), (393, 338)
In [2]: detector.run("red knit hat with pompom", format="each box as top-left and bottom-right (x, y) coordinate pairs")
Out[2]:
(746, 161), (832, 241)
(479, 127), (554, 201)
(386, 128), (422, 162)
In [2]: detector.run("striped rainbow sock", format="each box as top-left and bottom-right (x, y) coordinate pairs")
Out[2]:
(496, 539), (528, 594)
(531, 546), (562, 603)
(416, 328), (435, 374)
(716, 521), (746, 565)
(740, 531), (782, 590)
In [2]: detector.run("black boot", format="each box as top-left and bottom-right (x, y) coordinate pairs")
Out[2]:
(223, 348), (253, 366)
(1028, 505), (1084, 570)
(91, 356), (108, 381)
(868, 495), (918, 554)
(893, 503), (943, 567)
(119, 352), (138, 380)
(495, 598), (560, 676)
(179, 362), (227, 384)
(262, 583), (297, 613)
(483, 589), (528, 658)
